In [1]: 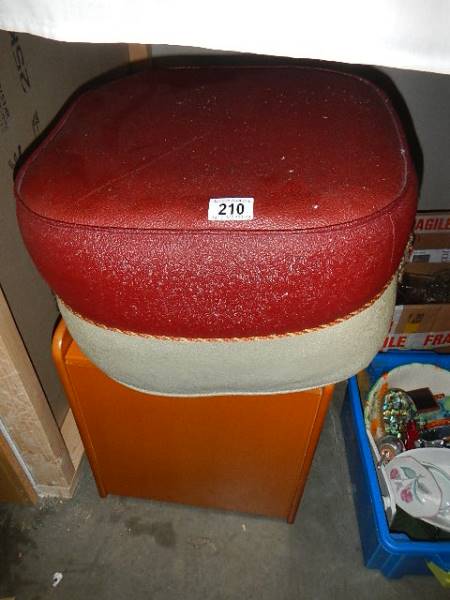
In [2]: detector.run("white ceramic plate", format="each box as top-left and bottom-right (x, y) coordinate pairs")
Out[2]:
(400, 448), (450, 532)
(386, 455), (442, 518)
(401, 448), (450, 476)
(425, 464), (450, 512)
(364, 363), (450, 437)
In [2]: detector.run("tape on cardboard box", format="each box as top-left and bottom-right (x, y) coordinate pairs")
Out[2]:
(414, 211), (450, 233)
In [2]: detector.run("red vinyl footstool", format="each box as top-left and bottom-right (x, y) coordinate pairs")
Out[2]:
(16, 66), (417, 395)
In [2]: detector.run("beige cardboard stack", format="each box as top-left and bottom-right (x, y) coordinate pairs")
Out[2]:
(0, 31), (128, 423)
(0, 31), (128, 497)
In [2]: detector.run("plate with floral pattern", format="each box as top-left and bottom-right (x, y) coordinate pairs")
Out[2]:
(386, 455), (442, 518)
(400, 448), (450, 532)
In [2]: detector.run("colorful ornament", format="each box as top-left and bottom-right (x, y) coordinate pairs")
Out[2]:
(381, 388), (417, 438)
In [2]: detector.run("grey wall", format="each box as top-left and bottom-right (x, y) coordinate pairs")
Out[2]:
(381, 67), (450, 210)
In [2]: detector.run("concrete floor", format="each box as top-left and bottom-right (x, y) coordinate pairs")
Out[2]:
(0, 383), (448, 600)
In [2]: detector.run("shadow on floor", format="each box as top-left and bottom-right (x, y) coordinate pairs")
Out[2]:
(0, 383), (447, 599)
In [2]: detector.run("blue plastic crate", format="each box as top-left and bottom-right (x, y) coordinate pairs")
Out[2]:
(342, 350), (450, 579)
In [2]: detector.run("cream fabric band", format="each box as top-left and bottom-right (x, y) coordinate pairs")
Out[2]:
(58, 278), (396, 396)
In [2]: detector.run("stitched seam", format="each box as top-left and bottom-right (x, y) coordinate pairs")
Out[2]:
(15, 67), (415, 235)
(58, 274), (395, 343)
(17, 188), (414, 236)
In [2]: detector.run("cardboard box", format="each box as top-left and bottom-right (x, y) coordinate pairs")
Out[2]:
(411, 211), (450, 263)
(0, 31), (128, 423)
(383, 213), (450, 351)
(414, 211), (450, 233)
(411, 233), (450, 263)
(383, 304), (450, 350)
